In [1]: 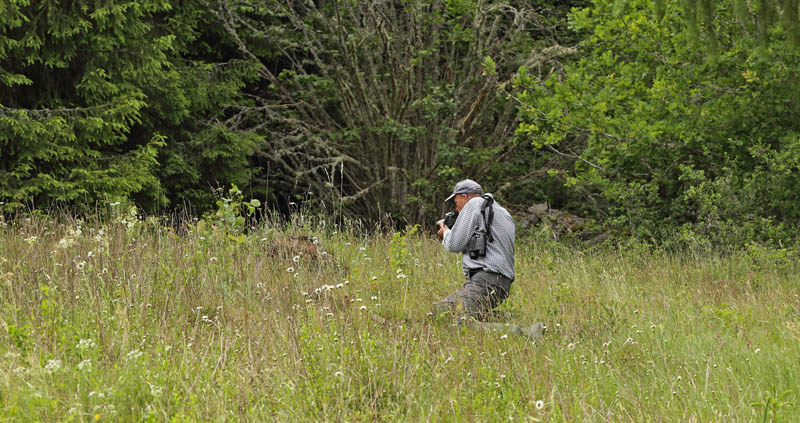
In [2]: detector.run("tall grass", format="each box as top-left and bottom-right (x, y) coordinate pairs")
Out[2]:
(1, 209), (798, 422)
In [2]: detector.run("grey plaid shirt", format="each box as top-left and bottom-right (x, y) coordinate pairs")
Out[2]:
(442, 194), (516, 281)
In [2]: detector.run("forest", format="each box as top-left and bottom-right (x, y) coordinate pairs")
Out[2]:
(2, 0), (800, 248)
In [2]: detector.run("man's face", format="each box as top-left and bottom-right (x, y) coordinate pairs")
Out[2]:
(454, 194), (469, 212)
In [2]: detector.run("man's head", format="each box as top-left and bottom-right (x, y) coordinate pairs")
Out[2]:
(445, 179), (483, 212)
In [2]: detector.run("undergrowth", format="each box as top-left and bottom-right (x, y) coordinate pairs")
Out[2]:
(0, 204), (798, 422)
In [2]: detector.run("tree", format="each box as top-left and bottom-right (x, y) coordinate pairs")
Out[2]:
(514, 0), (800, 246)
(0, 0), (262, 213)
(617, 0), (800, 52)
(208, 0), (571, 224)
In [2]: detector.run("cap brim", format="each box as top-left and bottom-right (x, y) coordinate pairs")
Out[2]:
(444, 193), (456, 203)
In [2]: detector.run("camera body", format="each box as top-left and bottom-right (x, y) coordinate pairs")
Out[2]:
(436, 211), (459, 231)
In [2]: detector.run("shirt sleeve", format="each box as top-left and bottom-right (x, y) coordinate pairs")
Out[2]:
(442, 198), (482, 253)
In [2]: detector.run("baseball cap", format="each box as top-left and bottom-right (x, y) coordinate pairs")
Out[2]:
(445, 179), (483, 203)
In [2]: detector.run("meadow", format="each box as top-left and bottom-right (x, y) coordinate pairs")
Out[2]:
(1, 207), (799, 422)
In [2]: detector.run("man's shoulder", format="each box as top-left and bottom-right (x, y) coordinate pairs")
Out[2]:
(462, 196), (485, 211)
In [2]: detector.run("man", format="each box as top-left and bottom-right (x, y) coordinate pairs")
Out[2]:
(435, 179), (543, 339)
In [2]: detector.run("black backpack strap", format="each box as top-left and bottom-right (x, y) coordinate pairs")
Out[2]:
(480, 194), (494, 243)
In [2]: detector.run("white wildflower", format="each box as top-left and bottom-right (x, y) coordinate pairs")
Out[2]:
(58, 237), (75, 249)
(126, 349), (143, 361)
(44, 359), (62, 374)
(77, 359), (92, 372)
(148, 383), (163, 397)
(535, 400), (545, 410)
(76, 338), (97, 350)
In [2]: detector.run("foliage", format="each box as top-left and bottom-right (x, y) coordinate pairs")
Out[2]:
(0, 0), (263, 213)
(197, 184), (261, 242)
(634, 0), (800, 52)
(389, 224), (420, 272)
(5, 0), (800, 248)
(208, 0), (573, 224)
(514, 0), (800, 247)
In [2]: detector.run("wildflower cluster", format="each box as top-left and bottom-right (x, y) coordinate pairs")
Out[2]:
(77, 338), (97, 350)
(58, 225), (83, 249)
(45, 359), (62, 374)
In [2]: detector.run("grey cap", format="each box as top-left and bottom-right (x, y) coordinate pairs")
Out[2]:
(445, 179), (483, 203)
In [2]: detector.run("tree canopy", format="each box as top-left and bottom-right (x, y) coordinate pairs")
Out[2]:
(2, 0), (800, 247)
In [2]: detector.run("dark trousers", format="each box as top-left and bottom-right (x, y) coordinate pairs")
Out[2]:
(434, 269), (512, 321)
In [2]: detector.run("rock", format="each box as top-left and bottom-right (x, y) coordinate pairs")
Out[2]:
(527, 203), (549, 216)
(515, 203), (605, 243)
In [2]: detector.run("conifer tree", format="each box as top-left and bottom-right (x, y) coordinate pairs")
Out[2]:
(0, 0), (261, 212)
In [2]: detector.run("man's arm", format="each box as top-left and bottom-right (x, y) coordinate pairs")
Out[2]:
(442, 198), (482, 252)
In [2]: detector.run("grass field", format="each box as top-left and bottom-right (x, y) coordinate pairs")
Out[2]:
(1, 211), (799, 422)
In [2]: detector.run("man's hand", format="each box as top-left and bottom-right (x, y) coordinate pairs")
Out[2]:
(436, 220), (448, 240)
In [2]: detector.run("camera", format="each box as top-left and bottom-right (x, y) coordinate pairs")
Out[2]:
(435, 211), (459, 231)
(468, 229), (488, 259)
